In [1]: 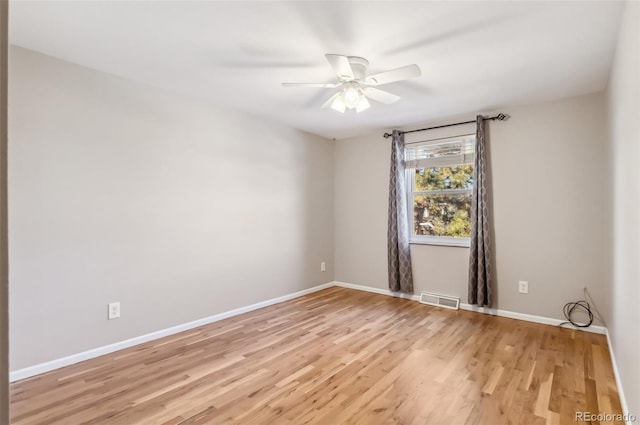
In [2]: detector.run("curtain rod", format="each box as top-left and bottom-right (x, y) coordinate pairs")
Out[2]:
(382, 113), (509, 139)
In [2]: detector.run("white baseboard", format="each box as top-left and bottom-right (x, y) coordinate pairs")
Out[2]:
(606, 329), (631, 424)
(9, 282), (335, 382)
(459, 302), (607, 334)
(334, 281), (420, 301)
(333, 281), (606, 334)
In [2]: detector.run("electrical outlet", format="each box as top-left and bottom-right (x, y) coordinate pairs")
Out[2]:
(518, 281), (529, 294)
(108, 302), (121, 320)
(321, 262), (326, 272)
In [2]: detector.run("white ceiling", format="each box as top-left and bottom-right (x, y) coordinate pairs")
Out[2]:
(10, 1), (624, 140)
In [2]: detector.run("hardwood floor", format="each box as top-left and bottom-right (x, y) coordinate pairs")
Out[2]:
(10, 287), (623, 425)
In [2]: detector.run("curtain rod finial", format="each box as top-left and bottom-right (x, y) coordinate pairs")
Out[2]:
(496, 113), (509, 121)
(383, 132), (392, 139)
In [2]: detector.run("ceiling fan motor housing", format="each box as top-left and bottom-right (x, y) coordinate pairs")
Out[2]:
(346, 56), (369, 81)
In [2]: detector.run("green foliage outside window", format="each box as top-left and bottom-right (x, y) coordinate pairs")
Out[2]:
(413, 165), (473, 238)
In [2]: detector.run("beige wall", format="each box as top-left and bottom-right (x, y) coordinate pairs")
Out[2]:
(335, 92), (609, 322)
(606, 1), (639, 416)
(8, 47), (334, 370)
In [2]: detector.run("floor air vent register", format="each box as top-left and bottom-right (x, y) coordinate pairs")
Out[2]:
(419, 292), (460, 310)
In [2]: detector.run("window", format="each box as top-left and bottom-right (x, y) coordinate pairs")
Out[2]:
(405, 135), (475, 247)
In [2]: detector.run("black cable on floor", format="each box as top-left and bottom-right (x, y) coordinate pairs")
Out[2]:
(559, 300), (594, 328)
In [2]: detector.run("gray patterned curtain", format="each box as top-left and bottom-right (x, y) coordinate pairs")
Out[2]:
(468, 116), (492, 306)
(388, 130), (413, 293)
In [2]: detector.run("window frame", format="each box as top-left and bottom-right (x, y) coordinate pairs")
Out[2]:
(405, 134), (475, 248)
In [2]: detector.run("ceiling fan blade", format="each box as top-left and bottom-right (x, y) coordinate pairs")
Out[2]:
(325, 54), (354, 81)
(282, 82), (338, 88)
(363, 87), (400, 104)
(364, 64), (421, 86)
(321, 92), (341, 109)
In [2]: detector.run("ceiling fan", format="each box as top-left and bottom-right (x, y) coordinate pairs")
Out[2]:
(282, 54), (421, 113)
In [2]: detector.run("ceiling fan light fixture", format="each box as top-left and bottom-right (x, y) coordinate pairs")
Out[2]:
(330, 93), (346, 113)
(356, 95), (370, 113)
(343, 83), (360, 109)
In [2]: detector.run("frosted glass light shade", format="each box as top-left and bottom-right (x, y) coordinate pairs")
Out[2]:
(330, 93), (346, 113)
(356, 96), (370, 112)
(344, 85), (360, 109)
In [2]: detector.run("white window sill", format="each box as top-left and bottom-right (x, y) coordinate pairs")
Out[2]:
(410, 237), (470, 248)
